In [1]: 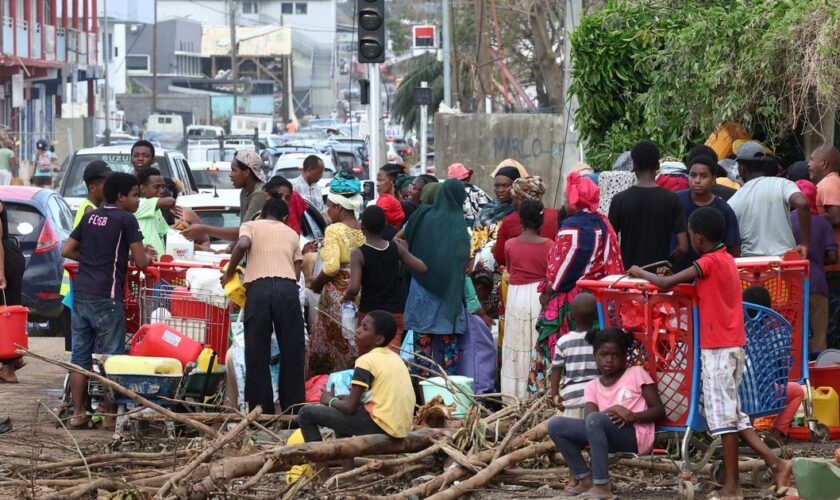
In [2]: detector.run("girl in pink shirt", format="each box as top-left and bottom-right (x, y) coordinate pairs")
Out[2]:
(548, 328), (665, 499)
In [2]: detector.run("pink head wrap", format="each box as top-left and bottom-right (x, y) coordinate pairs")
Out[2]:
(795, 179), (818, 215)
(565, 171), (600, 212)
(447, 163), (473, 181)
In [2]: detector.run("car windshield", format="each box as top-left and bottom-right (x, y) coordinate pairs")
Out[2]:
(5, 203), (42, 240)
(193, 208), (240, 241)
(336, 152), (357, 171)
(192, 170), (235, 190)
(206, 149), (236, 161)
(272, 157), (335, 179)
(62, 153), (165, 198)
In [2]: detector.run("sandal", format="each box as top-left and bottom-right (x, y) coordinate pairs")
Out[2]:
(68, 415), (92, 430)
(578, 492), (618, 500)
(563, 484), (590, 495)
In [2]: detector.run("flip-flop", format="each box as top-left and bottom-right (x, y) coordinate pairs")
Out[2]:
(0, 377), (18, 384)
(68, 415), (92, 430)
(578, 492), (618, 500)
(563, 484), (590, 495)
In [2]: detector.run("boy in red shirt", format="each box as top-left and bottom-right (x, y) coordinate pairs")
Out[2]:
(629, 207), (792, 498)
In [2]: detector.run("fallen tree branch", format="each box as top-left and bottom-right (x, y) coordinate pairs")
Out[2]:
(19, 450), (194, 473)
(492, 398), (545, 461)
(157, 406), (262, 498)
(179, 428), (453, 499)
(325, 443), (443, 488)
(129, 411), (297, 425)
(368, 419), (551, 500)
(426, 441), (556, 500)
(19, 348), (219, 439)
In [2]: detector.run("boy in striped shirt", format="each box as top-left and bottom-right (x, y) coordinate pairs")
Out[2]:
(549, 293), (600, 419)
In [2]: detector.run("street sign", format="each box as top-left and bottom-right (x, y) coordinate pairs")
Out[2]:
(413, 25), (436, 49)
(413, 87), (432, 106)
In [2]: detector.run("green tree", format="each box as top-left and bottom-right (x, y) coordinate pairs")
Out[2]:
(569, 0), (840, 169)
(387, 18), (411, 55)
(392, 53), (443, 133)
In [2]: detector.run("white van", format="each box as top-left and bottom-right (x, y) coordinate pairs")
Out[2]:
(146, 114), (185, 150)
(186, 125), (225, 140)
(230, 114), (273, 136)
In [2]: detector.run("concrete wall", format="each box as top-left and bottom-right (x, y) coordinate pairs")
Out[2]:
(434, 113), (574, 208)
(116, 94), (212, 128)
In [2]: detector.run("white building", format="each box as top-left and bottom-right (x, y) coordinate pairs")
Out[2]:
(157, 0), (337, 44)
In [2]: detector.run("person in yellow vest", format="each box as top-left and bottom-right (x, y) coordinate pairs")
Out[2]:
(59, 161), (111, 348)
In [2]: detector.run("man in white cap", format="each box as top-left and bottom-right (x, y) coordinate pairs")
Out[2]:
(727, 141), (810, 258)
(182, 149), (266, 243)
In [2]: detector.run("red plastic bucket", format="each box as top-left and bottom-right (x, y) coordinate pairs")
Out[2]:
(0, 305), (29, 359)
(130, 323), (204, 369)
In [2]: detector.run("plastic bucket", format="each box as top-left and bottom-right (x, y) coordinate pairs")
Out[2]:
(419, 376), (474, 417)
(0, 305), (29, 359)
(810, 363), (840, 397)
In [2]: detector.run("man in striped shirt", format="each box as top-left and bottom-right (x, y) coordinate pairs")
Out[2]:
(549, 294), (600, 419)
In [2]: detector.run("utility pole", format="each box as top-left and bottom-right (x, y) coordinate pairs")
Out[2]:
(103, 0), (110, 144)
(419, 81), (428, 169)
(368, 65), (381, 181)
(230, 0), (238, 115)
(151, 0), (157, 112)
(441, 0), (451, 107)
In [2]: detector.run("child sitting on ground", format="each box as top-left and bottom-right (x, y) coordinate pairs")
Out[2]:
(743, 286), (806, 443)
(549, 328), (665, 499)
(548, 294), (600, 419)
(629, 207), (793, 497)
(298, 311), (414, 481)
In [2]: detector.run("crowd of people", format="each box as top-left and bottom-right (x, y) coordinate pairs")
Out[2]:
(4, 134), (831, 495)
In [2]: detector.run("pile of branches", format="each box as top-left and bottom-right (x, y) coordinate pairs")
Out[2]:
(2, 349), (700, 498)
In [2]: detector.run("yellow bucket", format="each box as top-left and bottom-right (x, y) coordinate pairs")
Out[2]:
(812, 386), (840, 427)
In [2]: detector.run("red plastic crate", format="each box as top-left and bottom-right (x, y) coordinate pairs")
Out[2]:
(578, 277), (699, 428)
(735, 257), (809, 382)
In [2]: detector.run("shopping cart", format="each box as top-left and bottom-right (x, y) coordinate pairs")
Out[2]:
(578, 276), (798, 498)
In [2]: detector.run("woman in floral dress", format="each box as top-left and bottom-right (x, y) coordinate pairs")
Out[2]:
(529, 172), (624, 393)
(308, 174), (366, 375)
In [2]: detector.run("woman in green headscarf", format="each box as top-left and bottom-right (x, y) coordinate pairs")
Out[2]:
(404, 179), (470, 375)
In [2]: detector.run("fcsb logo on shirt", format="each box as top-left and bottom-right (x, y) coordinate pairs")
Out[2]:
(89, 214), (109, 227)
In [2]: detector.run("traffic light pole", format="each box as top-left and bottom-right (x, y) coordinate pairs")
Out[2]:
(420, 81), (428, 171)
(442, 0), (451, 107)
(368, 64), (382, 182)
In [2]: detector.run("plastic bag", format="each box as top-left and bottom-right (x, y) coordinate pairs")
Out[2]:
(400, 330), (414, 362)
(327, 369), (354, 397)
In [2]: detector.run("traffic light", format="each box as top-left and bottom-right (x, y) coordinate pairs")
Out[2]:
(357, 0), (385, 63)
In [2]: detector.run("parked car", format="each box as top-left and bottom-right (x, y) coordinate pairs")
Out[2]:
(189, 161), (237, 196)
(411, 152), (436, 176)
(332, 142), (367, 178)
(58, 145), (198, 211)
(270, 153), (336, 198)
(177, 190), (327, 252)
(1, 186), (73, 335)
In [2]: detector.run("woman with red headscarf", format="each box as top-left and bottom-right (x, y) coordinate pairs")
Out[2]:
(528, 172), (624, 393)
(376, 193), (405, 240)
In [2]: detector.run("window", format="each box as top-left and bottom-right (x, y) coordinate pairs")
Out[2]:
(126, 54), (150, 72)
(175, 53), (202, 76)
(242, 1), (259, 14)
(281, 2), (293, 14)
(295, 2), (307, 14)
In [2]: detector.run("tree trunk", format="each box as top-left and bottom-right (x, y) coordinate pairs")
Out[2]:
(528, 0), (564, 111)
(474, 0), (495, 108)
